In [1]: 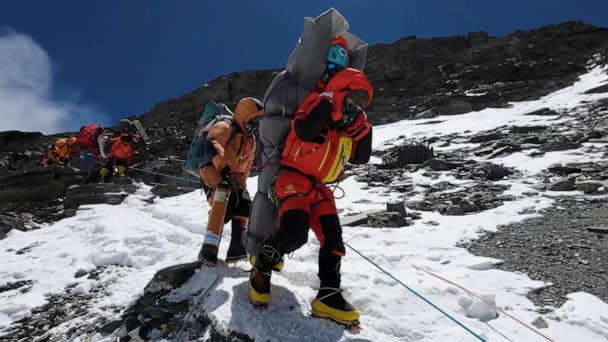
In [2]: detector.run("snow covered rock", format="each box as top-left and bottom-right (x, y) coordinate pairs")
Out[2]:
(457, 295), (499, 322)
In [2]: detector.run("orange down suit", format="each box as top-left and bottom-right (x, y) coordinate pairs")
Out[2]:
(199, 98), (263, 191)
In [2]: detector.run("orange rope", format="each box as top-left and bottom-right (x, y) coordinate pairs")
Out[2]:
(413, 265), (555, 342)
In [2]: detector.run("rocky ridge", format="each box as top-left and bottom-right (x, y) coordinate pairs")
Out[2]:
(1, 21), (608, 341)
(2, 21), (608, 237)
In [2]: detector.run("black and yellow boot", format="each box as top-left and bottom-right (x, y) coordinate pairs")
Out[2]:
(248, 266), (271, 307)
(311, 252), (360, 325)
(117, 166), (127, 177)
(248, 241), (283, 307)
(226, 218), (247, 263)
(249, 254), (284, 272)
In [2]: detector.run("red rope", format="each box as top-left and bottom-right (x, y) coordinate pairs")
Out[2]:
(413, 265), (556, 342)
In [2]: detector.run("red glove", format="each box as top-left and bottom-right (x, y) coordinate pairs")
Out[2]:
(343, 112), (371, 141)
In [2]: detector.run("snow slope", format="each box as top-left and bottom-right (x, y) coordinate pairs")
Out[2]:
(1, 66), (608, 341)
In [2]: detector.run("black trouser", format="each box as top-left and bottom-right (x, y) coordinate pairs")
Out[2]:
(257, 211), (343, 288)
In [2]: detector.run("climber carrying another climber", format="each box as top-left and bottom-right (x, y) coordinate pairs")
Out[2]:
(99, 120), (141, 182)
(249, 35), (374, 327)
(41, 137), (78, 167)
(184, 97), (263, 265)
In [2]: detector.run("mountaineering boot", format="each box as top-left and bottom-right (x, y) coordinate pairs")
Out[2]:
(117, 166), (127, 177)
(248, 239), (284, 307)
(311, 288), (360, 325)
(249, 255), (284, 272)
(226, 218), (247, 263)
(99, 167), (111, 183)
(311, 252), (360, 325)
(198, 244), (218, 265)
(248, 266), (271, 307)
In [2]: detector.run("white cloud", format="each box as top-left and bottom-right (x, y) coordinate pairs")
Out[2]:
(0, 30), (108, 134)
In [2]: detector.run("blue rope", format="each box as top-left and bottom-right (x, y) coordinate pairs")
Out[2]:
(345, 242), (486, 342)
(129, 166), (200, 185)
(88, 155), (484, 340)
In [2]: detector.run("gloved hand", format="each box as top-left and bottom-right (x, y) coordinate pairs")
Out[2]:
(321, 69), (373, 122)
(219, 167), (233, 187)
(342, 112), (371, 141)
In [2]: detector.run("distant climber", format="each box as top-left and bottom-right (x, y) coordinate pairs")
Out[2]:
(188, 98), (263, 264)
(75, 124), (104, 172)
(41, 137), (78, 167)
(99, 120), (141, 182)
(249, 34), (374, 328)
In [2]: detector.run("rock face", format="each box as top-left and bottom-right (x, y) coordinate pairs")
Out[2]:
(1, 21), (608, 341)
(1, 22), (607, 236)
(125, 21), (607, 192)
(467, 198), (608, 308)
(0, 167), (137, 238)
(102, 262), (252, 342)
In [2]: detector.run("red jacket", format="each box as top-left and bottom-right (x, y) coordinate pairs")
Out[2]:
(108, 132), (140, 163)
(281, 69), (374, 183)
(75, 124), (103, 155)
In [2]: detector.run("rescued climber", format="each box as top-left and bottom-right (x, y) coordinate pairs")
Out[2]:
(75, 124), (104, 171)
(41, 136), (78, 167)
(198, 97), (263, 263)
(248, 36), (374, 326)
(99, 120), (141, 182)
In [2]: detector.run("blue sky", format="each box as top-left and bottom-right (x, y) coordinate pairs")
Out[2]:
(1, 1), (607, 133)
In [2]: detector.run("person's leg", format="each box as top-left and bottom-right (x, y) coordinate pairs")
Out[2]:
(249, 171), (312, 306)
(310, 186), (359, 324)
(80, 148), (94, 171)
(99, 158), (113, 182)
(115, 158), (128, 176)
(226, 189), (251, 262)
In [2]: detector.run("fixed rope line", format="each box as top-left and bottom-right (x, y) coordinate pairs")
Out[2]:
(91, 158), (487, 340)
(130, 166), (200, 185)
(345, 242), (487, 342)
(89, 157), (200, 185)
(413, 265), (555, 342)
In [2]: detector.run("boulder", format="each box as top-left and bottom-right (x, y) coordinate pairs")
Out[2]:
(577, 182), (602, 194)
(445, 205), (466, 216)
(422, 159), (462, 171)
(387, 201), (407, 217)
(547, 178), (576, 191)
(542, 140), (582, 152)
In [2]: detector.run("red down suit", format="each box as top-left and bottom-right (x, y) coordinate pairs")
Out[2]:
(275, 68), (373, 256)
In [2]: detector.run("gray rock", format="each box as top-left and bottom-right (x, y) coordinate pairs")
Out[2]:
(470, 133), (506, 143)
(542, 141), (582, 152)
(486, 145), (521, 159)
(387, 201), (407, 217)
(74, 270), (88, 278)
(577, 182), (602, 194)
(524, 107), (558, 116)
(445, 205), (466, 216)
(531, 317), (549, 329)
(422, 159), (462, 171)
(584, 84), (608, 94)
(460, 200), (478, 213)
(367, 212), (408, 228)
(485, 163), (512, 181)
(548, 165), (583, 176)
(547, 178), (576, 191)
(144, 261), (201, 294)
(406, 201), (434, 211)
(510, 125), (546, 134)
